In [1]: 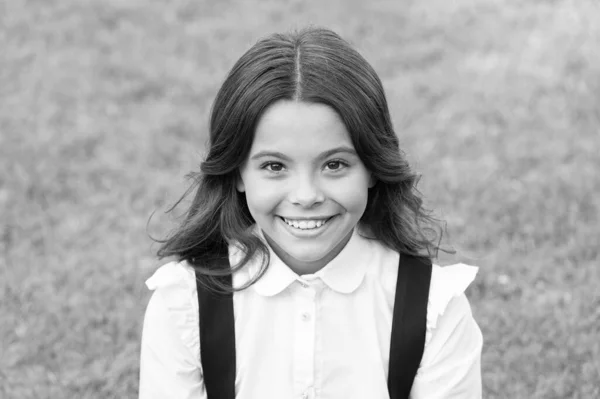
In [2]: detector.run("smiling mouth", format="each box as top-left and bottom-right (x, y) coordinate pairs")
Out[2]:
(279, 216), (335, 230)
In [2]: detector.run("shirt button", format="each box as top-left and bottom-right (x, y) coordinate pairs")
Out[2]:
(301, 392), (309, 399)
(301, 312), (311, 321)
(300, 282), (309, 288)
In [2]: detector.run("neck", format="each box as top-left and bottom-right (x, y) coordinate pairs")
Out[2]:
(263, 230), (354, 275)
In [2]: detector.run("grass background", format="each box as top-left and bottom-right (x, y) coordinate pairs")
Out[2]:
(1, 0), (599, 397)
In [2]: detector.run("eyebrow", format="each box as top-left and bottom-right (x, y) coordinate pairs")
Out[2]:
(250, 146), (358, 161)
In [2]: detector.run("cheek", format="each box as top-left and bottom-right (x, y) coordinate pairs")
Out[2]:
(329, 176), (370, 212)
(344, 189), (370, 213)
(243, 178), (284, 212)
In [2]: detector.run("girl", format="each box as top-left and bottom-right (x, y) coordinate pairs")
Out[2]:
(140, 27), (482, 399)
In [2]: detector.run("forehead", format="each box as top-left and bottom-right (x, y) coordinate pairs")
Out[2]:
(251, 100), (353, 152)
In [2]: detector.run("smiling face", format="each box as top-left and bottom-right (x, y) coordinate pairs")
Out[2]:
(237, 100), (374, 275)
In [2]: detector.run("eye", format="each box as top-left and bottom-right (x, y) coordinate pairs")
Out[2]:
(261, 162), (285, 173)
(325, 160), (348, 171)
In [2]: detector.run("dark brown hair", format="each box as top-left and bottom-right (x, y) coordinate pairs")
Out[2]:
(157, 27), (449, 292)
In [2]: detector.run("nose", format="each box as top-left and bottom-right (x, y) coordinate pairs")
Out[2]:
(289, 174), (325, 207)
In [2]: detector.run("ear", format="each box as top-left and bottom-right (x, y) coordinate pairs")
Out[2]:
(368, 174), (377, 188)
(236, 175), (246, 193)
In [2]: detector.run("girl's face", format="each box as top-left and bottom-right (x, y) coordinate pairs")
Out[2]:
(237, 100), (374, 275)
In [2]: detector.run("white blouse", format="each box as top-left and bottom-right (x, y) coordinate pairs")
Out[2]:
(139, 229), (482, 399)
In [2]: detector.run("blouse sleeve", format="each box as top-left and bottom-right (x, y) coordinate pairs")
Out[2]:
(139, 262), (206, 399)
(410, 264), (483, 399)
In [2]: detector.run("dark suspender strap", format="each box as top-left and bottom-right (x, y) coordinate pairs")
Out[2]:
(195, 261), (236, 399)
(388, 253), (432, 399)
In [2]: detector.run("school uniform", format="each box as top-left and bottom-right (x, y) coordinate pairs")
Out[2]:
(139, 228), (482, 399)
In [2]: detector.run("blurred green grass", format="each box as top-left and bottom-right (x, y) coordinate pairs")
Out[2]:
(1, 0), (599, 397)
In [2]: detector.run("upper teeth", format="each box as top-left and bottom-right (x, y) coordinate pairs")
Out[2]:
(283, 218), (329, 230)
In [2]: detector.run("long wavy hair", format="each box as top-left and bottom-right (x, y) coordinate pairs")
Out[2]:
(156, 27), (450, 293)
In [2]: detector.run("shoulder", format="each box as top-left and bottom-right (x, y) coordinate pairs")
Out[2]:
(144, 260), (200, 356)
(412, 264), (482, 396)
(146, 260), (198, 293)
(426, 263), (479, 343)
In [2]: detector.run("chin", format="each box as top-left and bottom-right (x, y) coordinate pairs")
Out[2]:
(285, 246), (332, 263)
(290, 252), (327, 264)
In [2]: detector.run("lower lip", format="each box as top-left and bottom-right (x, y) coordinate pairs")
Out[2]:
(279, 216), (337, 237)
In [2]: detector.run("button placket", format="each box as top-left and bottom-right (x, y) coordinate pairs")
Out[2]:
(293, 284), (317, 397)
